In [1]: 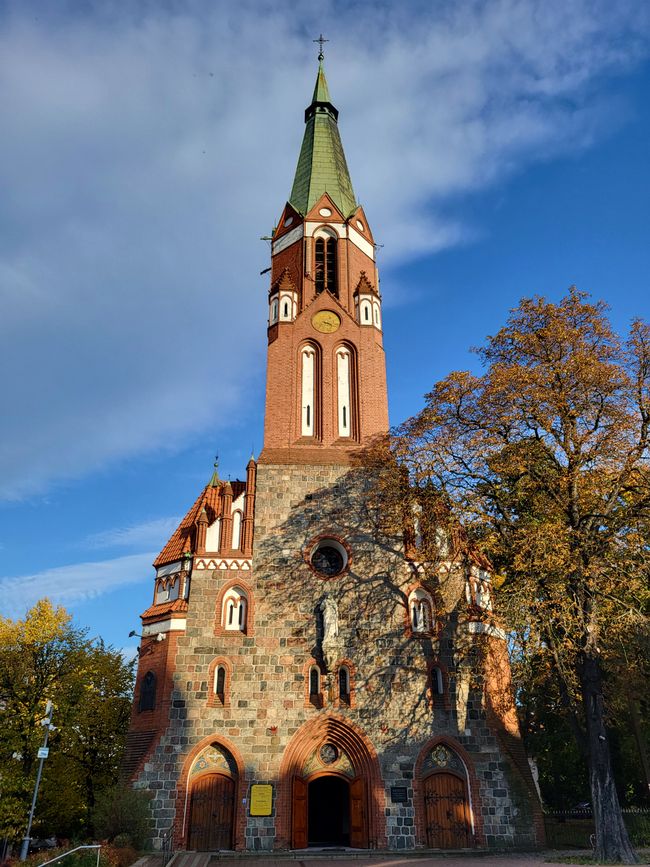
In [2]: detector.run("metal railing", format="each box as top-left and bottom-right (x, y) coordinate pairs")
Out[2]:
(161, 830), (174, 867)
(35, 845), (101, 867)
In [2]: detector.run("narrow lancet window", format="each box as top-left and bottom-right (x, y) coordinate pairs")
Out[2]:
(339, 665), (350, 704)
(315, 236), (337, 295)
(301, 346), (316, 436)
(326, 237), (337, 296)
(315, 238), (325, 293)
(139, 671), (156, 712)
(215, 665), (226, 700)
(337, 348), (351, 438)
(232, 511), (242, 549)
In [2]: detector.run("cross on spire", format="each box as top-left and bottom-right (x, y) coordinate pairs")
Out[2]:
(313, 33), (329, 62)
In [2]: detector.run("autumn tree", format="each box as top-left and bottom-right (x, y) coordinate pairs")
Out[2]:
(392, 289), (650, 863)
(0, 600), (134, 843)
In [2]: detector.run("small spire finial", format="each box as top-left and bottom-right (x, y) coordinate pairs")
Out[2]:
(208, 453), (220, 487)
(313, 33), (329, 62)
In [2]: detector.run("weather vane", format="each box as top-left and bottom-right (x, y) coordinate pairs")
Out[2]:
(313, 33), (329, 62)
(214, 454), (219, 471)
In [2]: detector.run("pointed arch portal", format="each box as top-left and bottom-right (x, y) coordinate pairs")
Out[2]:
(279, 714), (384, 849)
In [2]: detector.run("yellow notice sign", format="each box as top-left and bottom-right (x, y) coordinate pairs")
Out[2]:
(249, 783), (273, 816)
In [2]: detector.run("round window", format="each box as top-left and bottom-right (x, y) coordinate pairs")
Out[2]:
(310, 538), (348, 577)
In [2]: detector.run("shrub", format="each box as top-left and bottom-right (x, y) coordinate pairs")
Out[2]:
(92, 786), (152, 850)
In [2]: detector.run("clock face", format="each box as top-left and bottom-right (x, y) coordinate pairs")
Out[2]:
(312, 310), (341, 333)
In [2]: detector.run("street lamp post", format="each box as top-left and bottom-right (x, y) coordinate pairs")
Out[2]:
(19, 700), (55, 861)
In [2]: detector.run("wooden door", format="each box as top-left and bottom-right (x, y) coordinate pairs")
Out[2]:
(350, 777), (368, 848)
(424, 772), (471, 849)
(188, 773), (235, 851)
(292, 776), (308, 848)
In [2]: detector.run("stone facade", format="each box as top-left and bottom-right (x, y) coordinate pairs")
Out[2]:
(126, 463), (543, 850)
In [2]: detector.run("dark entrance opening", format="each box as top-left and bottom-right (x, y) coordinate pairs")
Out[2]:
(308, 775), (350, 846)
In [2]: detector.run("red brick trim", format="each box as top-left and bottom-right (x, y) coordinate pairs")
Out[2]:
(206, 656), (232, 708)
(276, 713), (386, 849)
(214, 576), (255, 637)
(413, 736), (484, 848)
(127, 632), (180, 781)
(173, 733), (247, 851)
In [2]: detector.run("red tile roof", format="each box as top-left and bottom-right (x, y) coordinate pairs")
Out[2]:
(141, 598), (189, 621)
(153, 479), (247, 567)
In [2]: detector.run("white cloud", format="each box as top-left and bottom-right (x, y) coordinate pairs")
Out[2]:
(85, 517), (181, 551)
(0, 0), (648, 498)
(0, 552), (155, 617)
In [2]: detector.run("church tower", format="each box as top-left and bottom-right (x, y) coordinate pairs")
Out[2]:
(124, 56), (544, 855)
(261, 60), (388, 464)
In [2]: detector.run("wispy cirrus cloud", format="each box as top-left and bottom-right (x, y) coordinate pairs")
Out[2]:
(0, 553), (155, 617)
(84, 517), (181, 551)
(1, 0), (648, 500)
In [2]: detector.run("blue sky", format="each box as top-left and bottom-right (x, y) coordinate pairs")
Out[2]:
(1, 0), (649, 656)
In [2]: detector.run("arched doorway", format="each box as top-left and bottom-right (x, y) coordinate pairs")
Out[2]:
(308, 775), (350, 845)
(184, 742), (239, 851)
(423, 771), (471, 849)
(188, 773), (235, 851)
(280, 715), (383, 849)
(293, 774), (366, 848)
(417, 741), (474, 849)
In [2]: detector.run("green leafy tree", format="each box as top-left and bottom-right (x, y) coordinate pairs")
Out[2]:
(0, 600), (134, 843)
(392, 289), (650, 862)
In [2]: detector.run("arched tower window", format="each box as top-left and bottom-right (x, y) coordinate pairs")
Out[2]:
(431, 666), (444, 696)
(314, 235), (338, 296)
(231, 510), (243, 550)
(338, 665), (351, 705)
(301, 344), (317, 437)
(223, 587), (248, 632)
(336, 347), (351, 438)
(138, 671), (156, 712)
(214, 665), (226, 701)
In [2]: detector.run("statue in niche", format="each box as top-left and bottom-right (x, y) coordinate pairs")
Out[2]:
(318, 593), (339, 670)
(319, 593), (339, 641)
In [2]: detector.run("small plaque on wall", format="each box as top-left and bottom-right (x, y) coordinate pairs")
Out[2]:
(249, 783), (273, 816)
(391, 786), (408, 804)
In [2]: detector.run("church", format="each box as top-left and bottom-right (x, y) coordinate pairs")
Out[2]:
(124, 55), (544, 853)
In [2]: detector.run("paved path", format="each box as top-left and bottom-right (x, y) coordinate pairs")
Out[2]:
(205, 853), (650, 866)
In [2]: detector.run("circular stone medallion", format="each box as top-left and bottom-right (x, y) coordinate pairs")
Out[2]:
(319, 743), (339, 764)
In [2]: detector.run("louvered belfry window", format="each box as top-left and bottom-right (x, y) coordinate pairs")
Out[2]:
(315, 237), (337, 296)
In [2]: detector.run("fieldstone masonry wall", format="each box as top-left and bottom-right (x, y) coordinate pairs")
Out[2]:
(133, 462), (541, 851)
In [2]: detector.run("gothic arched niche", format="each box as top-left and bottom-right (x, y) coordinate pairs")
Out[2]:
(190, 742), (238, 779)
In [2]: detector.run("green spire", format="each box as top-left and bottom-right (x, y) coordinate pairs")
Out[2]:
(289, 62), (357, 218)
(311, 62), (331, 104)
